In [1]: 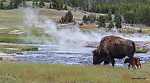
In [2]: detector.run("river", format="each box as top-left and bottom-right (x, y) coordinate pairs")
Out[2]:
(11, 44), (150, 67)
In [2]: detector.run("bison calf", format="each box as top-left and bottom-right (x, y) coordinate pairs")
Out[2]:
(124, 57), (142, 69)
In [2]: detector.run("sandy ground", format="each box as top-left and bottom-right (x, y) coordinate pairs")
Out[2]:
(0, 43), (25, 47)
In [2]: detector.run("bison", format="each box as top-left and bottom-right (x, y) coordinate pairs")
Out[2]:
(93, 35), (136, 69)
(124, 57), (142, 69)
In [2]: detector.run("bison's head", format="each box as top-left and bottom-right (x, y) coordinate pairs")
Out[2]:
(92, 49), (106, 65)
(92, 49), (100, 65)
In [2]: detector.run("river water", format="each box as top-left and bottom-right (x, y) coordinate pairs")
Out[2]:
(12, 44), (150, 67)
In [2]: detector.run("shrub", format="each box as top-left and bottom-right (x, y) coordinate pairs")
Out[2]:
(0, 57), (3, 61)
(61, 11), (73, 23)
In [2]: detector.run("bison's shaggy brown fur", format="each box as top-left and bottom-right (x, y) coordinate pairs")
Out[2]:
(93, 35), (136, 69)
(124, 57), (142, 69)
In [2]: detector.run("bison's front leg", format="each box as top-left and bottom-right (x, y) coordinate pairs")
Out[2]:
(111, 59), (115, 67)
(103, 57), (110, 65)
(98, 58), (105, 65)
(108, 55), (115, 67)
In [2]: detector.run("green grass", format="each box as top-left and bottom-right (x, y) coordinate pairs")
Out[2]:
(136, 48), (148, 53)
(75, 18), (82, 22)
(0, 63), (149, 83)
(0, 9), (23, 26)
(142, 30), (150, 34)
(0, 37), (24, 43)
(22, 26), (46, 37)
(16, 53), (23, 55)
(0, 57), (3, 61)
(0, 45), (38, 53)
(20, 46), (38, 51)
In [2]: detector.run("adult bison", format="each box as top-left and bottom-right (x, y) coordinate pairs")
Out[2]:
(93, 35), (136, 68)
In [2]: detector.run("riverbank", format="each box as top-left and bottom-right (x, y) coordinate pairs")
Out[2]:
(0, 43), (38, 61)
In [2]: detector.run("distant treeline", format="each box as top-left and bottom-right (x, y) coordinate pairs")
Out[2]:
(66, 0), (150, 26)
(1, 0), (150, 26)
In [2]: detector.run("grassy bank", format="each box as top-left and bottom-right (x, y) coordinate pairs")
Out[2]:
(136, 48), (148, 53)
(0, 63), (149, 83)
(0, 9), (23, 26)
(0, 45), (38, 53)
(0, 37), (24, 43)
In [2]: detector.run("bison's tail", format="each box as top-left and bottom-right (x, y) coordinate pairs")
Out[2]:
(132, 41), (136, 53)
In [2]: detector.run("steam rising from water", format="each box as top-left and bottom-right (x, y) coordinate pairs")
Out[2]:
(22, 7), (150, 46)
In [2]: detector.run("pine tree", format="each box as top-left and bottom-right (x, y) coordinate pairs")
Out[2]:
(64, 5), (68, 10)
(107, 21), (114, 29)
(14, 0), (21, 8)
(114, 11), (121, 23)
(35, 0), (38, 6)
(32, 1), (36, 7)
(39, 0), (45, 8)
(67, 11), (73, 22)
(52, 0), (63, 10)
(143, 7), (150, 26)
(106, 10), (112, 22)
(97, 15), (106, 28)
(49, 3), (52, 9)
(62, 11), (73, 23)
(9, 0), (14, 9)
(58, 3), (63, 10)
(89, 13), (96, 23)
(82, 15), (88, 22)
(61, 16), (65, 23)
(115, 17), (122, 28)
(0, 0), (4, 9)
(22, 0), (27, 7)
(87, 15), (92, 22)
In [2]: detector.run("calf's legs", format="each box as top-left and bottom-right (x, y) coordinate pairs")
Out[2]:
(129, 56), (136, 69)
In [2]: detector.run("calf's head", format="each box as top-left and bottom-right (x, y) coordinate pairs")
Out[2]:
(124, 58), (130, 63)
